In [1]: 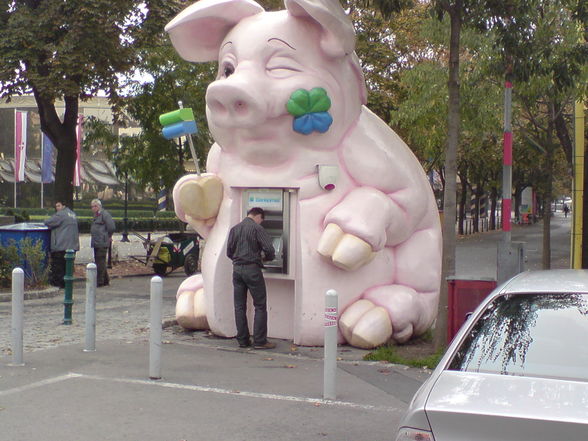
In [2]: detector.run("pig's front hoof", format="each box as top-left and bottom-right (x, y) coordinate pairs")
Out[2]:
(339, 299), (392, 349)
(176, 288), (209, 330)
(317, 223), (375, 271)
(177, 175), (223, 221)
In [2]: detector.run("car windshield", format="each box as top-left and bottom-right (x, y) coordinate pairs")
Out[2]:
(448, 293), (588, 381)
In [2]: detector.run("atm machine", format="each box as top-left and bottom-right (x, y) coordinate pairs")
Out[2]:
(242, 188), (290, 274)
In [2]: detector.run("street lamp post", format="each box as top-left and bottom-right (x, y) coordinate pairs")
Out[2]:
(121, 171), (129, 242)
(114, 145), (130, 243)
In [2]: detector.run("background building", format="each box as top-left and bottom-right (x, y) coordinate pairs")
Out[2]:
(0, 96), (132, 209)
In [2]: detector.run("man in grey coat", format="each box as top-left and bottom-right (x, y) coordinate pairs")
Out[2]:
(43, 200), (80, 288)
(90, 199), (116, 287)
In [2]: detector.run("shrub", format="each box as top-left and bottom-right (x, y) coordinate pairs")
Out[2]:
(0, 241), (19, 288)
(0, 238), (48, 289)
(20, 237), (49, 288)
(2, 208), (30, 223)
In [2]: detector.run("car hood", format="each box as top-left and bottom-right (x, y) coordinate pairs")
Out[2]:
(424, 371), (588, 441)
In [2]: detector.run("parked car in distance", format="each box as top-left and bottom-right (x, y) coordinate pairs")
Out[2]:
(396, 269), (588, 441)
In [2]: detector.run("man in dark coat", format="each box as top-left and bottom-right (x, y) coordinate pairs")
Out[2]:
(227, 207), (276, 349)
(43, 201), (80, 288)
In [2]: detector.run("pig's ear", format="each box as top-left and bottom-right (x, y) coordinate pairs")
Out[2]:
(165, 0), (264, 62)
(285, 0), (355, 58)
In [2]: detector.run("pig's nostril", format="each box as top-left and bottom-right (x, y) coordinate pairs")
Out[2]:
(233, 100), (248, 115)
(209, 99), (227, 115)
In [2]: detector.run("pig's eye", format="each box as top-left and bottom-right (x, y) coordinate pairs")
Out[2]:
(222, 63), (235, 78)
(266, 57), (302, 78)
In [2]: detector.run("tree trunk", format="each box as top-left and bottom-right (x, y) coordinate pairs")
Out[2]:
(473, 184), (483, 233)
(434, 3), (462, 351)
(33, 90), (79, 208)
(553, 101), (573, 167)
(490, 186), (498, 230)
(458, 175), (467, 235)
(542, 115), (556, 269)
(513, 186), (522, 223)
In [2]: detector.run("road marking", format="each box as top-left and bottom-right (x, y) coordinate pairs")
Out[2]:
(76, 373), (401, 412)
(0, 373), (82, 396)
(0, 370), (403, 413)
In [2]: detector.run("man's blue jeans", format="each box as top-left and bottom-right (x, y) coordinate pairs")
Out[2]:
(232, 264), (268, 346)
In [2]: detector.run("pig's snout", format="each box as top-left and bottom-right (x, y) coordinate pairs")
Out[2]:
(206, 82), (267, 128)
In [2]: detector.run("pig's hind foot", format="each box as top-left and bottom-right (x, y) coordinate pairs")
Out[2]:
(175, 274), (209, 330)
(339, 284), (428, 349)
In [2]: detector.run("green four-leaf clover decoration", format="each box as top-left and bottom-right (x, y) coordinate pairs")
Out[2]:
(286, 88), (333, 135)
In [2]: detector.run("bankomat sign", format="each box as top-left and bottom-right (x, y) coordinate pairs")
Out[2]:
(247, 190), (283, 210)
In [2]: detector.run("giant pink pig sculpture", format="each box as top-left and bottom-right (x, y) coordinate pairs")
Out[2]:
(166, 0), (442, 349)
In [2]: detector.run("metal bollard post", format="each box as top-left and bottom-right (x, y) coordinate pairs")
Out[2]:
(149, 276), (163, 380)
(10, 268), (25, 366)
(84, 263), (97, 352)
(323, 289), (338, 400)
(63, 249), (75, 325)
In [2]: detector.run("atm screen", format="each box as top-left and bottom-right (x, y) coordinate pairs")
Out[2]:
(264, 235), (284, 272)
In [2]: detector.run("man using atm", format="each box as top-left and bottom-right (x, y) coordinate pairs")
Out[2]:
(227, 207), (276, 350)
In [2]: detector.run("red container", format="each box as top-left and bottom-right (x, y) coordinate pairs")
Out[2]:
(447, 278), (497, 342)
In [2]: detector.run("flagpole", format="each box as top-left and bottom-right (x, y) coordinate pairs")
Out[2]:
(41, 131), (44, 209)
(14, 109), (17, 208)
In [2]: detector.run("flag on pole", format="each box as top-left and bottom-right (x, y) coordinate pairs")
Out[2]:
(14, 110), (28, 182)
(41, 133), (54, 183)
(157, 188), (167, 211)
(74, 114), (83, 186)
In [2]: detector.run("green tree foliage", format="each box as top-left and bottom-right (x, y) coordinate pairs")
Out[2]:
(351, 2), (433, 123)
(95, 0), (281, 194)
(0, 0), (185, 208)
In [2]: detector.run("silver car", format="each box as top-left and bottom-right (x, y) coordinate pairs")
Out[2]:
(396, 269), (588, 441)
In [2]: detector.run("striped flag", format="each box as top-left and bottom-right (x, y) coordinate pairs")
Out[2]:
(157, 188), (167, 211)
(41, 133), (54, 183)
(74, 114), (83, 186)
(14, 110), (28, 182)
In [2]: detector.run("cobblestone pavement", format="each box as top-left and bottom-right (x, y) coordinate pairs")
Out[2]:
(2, 215), (571, 356)
(0, 274), (183, 355)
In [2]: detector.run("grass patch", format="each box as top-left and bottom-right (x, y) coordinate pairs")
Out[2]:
(364, 345), (444, 369)
(363, 332), (445, 369)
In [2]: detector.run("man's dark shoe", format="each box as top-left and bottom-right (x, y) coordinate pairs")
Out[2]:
(253, 341), (276, 349)
(238, 341), (251, 348)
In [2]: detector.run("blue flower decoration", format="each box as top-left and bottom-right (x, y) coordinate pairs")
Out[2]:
(292, 112), (333, 135)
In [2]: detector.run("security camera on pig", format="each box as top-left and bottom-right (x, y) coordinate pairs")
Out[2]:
(166, 0), (442, 349)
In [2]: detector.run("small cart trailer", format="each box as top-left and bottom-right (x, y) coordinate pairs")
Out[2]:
(131, 232), (200, 277)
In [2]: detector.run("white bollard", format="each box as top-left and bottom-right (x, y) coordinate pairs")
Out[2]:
(323, 289), (338, 400)
(149, 276), (163, 380)
(84, 263), (97, 352)
(10, 268), (25, 366)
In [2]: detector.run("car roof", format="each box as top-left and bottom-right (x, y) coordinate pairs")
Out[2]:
(498, 269), (588, 295)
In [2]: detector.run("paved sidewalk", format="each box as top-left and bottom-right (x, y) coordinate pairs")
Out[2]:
(0, 272), (428, 441)
(1, 338), (420, 441)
